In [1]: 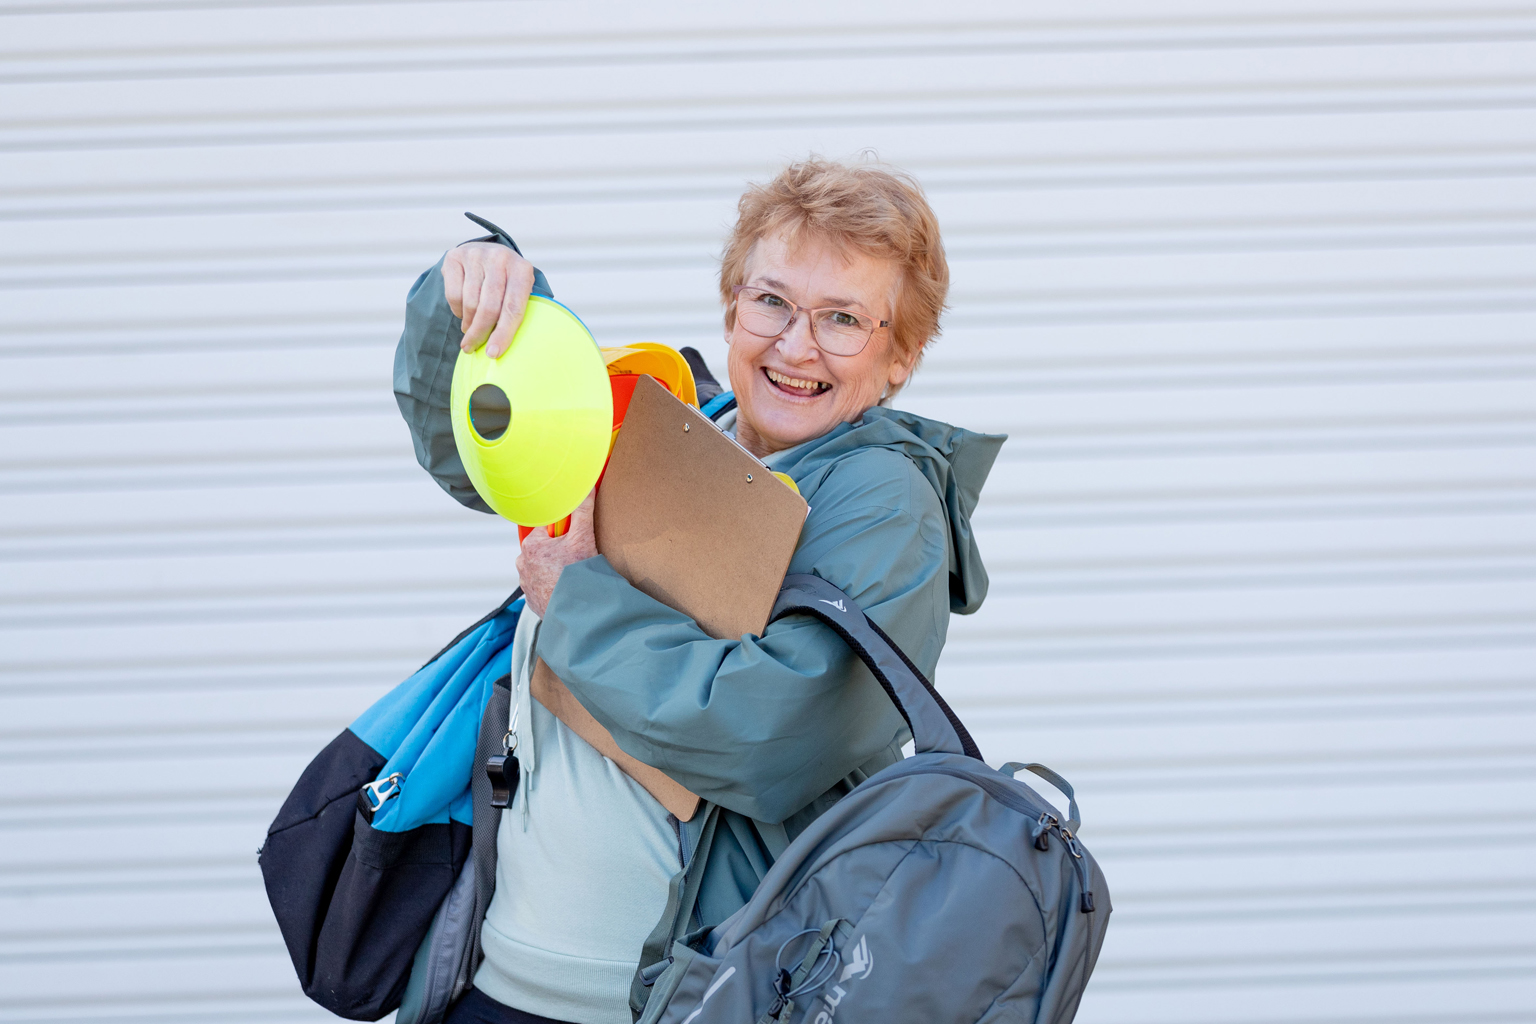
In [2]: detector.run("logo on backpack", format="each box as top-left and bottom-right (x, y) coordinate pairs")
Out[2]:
(819, 599), (847, 612)
(809, 935), (874, 1024)
(838, 935), (873, 983)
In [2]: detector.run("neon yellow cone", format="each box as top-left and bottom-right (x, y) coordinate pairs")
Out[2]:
(450, 296), (613, 527)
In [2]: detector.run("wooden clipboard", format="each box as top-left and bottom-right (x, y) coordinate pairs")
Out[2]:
(532, 375), (809, 821)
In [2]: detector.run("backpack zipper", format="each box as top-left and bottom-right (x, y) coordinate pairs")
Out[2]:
(868, 761), (1098, 913)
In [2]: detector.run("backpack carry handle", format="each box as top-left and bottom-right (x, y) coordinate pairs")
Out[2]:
(770, 574), (982, 760)
(1001, 762), (1082, 834)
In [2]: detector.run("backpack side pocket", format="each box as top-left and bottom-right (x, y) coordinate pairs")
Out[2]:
(638, 939), (717, 1024)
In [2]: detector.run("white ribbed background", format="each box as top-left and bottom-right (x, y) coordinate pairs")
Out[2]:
(2, 1), (1533, 1021)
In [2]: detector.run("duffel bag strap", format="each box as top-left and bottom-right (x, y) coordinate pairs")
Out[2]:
(451, 665), (518, 1003)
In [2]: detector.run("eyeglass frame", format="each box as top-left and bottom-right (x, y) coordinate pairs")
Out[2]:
(730, 284), (892, 356)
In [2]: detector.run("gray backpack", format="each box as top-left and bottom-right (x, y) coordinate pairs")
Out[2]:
(635, 574), (1112, 1024)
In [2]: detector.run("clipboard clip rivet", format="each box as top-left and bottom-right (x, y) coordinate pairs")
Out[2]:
(746, 473), (753, 482)
(683, 422), (689, 432)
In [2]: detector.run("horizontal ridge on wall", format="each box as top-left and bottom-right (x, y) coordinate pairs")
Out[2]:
(9, 212), (1536, 285)
(5, 455), (1529, 502)
(8, 145), (1536, 221)
(1085, 945), (1536, 991)
(4, 9), (1536, 83)
(7, 690), (1531, 757)
(7, 544), (1533, 597)
(2, 770), (1531, 837)
(5, 280), (1536, 352)
(7, 80), (1536, 154)
(7, 345), (1535, 390)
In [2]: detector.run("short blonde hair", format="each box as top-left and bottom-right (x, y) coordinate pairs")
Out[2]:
(719, 158), (949, 391)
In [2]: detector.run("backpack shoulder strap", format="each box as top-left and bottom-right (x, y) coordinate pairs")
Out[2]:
(770, 575), (981, 760)
(630, 803), (723, 1016)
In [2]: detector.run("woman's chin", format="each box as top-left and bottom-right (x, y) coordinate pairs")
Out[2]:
(749, 406), (835, 451)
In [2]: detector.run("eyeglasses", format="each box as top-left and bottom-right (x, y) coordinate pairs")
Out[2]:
(731, 285), (890, 356)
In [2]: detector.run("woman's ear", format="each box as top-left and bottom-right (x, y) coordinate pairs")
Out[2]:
(886, 347), (916, 389)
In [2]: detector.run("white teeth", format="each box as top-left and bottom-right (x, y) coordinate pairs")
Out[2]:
(766, 368), (829, 392)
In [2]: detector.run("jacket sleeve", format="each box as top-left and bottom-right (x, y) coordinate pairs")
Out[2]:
(392, 216), (552, 513)
(535, 447), (953, 823)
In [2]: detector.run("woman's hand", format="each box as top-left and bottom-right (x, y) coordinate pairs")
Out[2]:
(516, 491), (597, 617)
(443, 241), (537, 358)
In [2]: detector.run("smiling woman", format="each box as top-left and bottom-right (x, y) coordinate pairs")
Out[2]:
(718, 159), (951, 448)
(389, 157), (1003, 1024)
(726, 231), (910, 457)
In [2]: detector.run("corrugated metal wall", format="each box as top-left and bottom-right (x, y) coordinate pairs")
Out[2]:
(3, 1), (1533, 1021)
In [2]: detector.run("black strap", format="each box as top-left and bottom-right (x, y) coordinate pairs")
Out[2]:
(770, 575), (981, 760)
(457, 672), (515, 1001)
(679, 346), (725, 406)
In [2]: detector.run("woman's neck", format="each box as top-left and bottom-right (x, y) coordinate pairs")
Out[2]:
(732, 418), (778, 461)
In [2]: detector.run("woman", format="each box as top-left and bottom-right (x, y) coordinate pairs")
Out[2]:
(392, 159), (1003, 1024)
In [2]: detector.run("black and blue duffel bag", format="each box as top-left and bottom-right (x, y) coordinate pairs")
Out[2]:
(258, 591), (522, 1020)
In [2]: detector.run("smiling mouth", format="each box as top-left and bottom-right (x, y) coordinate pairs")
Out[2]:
(764, 367), (831, 397)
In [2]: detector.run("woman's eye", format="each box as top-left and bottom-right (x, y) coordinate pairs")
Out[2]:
(759, 293), (788, 308)
(829, 310), (861, 327)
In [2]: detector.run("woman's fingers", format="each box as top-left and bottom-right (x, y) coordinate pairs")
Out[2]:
(565, 490), (598, 556)
(484, 259), (536, 358)
(515, 529), (552, 617)
(445, 242), (536, 357)
(458, 258), (487, 351)
(463, 269), (507, 353)
(516, 493), (599, 617)
(516, 526), (566, 618)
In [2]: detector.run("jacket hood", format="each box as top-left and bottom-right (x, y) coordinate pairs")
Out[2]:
(763, 407), (1006, 615)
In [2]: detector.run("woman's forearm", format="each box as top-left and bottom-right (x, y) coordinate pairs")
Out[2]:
(537, 500), (950, 823)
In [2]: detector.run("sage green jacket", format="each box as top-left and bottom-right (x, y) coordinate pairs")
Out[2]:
(392, 232), (1004, 934)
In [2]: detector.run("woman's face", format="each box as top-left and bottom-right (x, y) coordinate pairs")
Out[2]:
(725, 231), (913, 459)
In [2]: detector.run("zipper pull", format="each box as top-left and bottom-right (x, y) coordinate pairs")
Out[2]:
(764, 968), (794, 1019)
(1031, 812), (1056, 852)
(1058, 826), (1096, 913)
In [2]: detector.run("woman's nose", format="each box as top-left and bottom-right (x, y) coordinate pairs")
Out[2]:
(776, 313), (820, 362)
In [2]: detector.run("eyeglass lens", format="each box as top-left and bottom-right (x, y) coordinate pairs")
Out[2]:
(736, 289), (873, 356)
